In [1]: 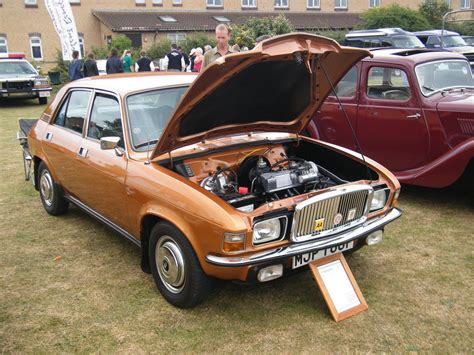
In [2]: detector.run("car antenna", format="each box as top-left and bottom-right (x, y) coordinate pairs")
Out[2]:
(319, 61), (373, 182)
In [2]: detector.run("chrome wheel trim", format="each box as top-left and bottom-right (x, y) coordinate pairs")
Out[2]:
(40, 170), (54, 207)
(155, 236), (186, 294)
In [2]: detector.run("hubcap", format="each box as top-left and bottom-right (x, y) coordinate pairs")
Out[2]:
(155, 236), (186, 294)
(40, 170), (54, 207)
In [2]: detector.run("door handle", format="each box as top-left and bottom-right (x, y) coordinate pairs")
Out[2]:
(78, 147), (88, 158)
(406, 113), (421, 120)
(45, 132), (53, 141)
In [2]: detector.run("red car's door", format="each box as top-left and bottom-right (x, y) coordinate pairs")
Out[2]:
(315, 66), (360, 152)
(42, 89), (93, 196)
(356, 63), (429, 171)
(74, 92), (130, 229)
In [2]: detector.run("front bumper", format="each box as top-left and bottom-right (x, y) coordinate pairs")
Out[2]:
(0, 88), (51, 98)
(206, 207), (402, 267)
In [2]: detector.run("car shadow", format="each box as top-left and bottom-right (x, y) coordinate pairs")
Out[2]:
(0, 98), (46, 107)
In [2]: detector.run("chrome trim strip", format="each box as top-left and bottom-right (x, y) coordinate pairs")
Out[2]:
(205, 208), (401, 267)
(65, 195), (141, 248)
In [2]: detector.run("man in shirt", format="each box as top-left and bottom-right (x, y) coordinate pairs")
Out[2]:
(163, 44), (185, 72)
(136, 50), (152, 72)
(106, 48), (123, 74)
(201, 24), (234, 71)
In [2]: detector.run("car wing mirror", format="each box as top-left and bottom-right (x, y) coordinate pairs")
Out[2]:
(100, 136), (121, 150)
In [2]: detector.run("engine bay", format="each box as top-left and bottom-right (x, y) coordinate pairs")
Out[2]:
(173, 143), (348, 212)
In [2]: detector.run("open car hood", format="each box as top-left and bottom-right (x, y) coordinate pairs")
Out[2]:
(152, 33), (371, 159)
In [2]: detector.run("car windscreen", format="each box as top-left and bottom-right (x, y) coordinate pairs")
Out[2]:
(0, 61), (36, 75)
(126, 86), (188, 151)
(415, 60), (474, 96)
(441, 35), (468, 47)
(391, 36), (425, 48)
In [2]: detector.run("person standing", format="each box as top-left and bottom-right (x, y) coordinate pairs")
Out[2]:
(164, 44), (185, 72)
(136, 50), (152, 72)
(122, 50), (134, 73)
(193, 48), (204, 72)
(68, 50), (83, 81)
(178, 46), (190, 71)
(106, 48), (123, 74)
(201, 24), (234, 71)
(82, 52), (99, 77)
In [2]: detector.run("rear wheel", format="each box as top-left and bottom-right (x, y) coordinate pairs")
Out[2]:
(149, 222), (212, 308)
(38, 162), (69, 215)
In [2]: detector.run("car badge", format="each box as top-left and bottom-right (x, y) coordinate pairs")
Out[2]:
(313, 218), (325, 232)
(333, 213), (343, 225)
(347, 208), (357, 221)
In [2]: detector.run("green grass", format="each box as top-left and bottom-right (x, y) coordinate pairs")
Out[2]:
(1, 98), (473, 352)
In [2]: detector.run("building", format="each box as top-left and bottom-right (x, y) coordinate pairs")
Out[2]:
(0, 0), (472, 71)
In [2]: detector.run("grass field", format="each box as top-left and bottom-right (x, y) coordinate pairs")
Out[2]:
(1, 98), (473, 353)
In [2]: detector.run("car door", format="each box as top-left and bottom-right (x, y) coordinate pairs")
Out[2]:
(74, 91), (130, 229)
(356, 63), (429, 172)
(314, 65), (360, 152)
(42, 89), (92, 196)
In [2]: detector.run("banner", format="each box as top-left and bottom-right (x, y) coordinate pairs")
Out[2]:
(44, 0), (81, 61)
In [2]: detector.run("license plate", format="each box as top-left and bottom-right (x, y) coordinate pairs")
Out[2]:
(39, 91), (50, 97)
(292, 241), (354, 269)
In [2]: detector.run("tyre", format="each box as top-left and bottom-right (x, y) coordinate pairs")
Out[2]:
(39, 97), (47, 105)
(38, 162), (69, 215)
(149, 222), (212, 308)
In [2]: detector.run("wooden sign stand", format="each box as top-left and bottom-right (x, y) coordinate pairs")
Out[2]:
(309, 253), (368, 322)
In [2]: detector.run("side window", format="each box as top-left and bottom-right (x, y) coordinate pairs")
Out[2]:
(426, 36), (441, 47)
(54, 90), (91, 133)
(367, 67), (411, 100)
(332, 66), (357, 98)
(88, 93), (123, 147)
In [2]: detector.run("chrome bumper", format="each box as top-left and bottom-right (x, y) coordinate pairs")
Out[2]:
(205, 208), (402, 267)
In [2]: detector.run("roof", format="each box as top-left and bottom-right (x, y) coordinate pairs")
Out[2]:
(413, 30), (460, 36)
(346, 27), (414, 38)
(63, 72), (197, 96)
(92, 10), (361, 32)
(366, 48), (467, 65)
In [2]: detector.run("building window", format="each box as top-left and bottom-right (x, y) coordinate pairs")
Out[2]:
(69, 0), (80, 4)
(369, 0), (380, 7)
(160, 15), (177, 22)
(213, 15), (230, 22)
(460, 0), (470, 8)
(24, 0), (37, 5)
(207, 0), (223, 7)
(275, 0), (288, 8)
(172, 0), (182, 4)
(135, 0), (145, 4)
(167, 33), (186, 44)
(30, 36), (43, 60)
(0, 37), (7, 53)
(335, 0), (347, 8)
(79, 36), (85, 58)
(307, 0), (320, 8)
(242, 0), (256, 7)
(152, 0), (163, 5)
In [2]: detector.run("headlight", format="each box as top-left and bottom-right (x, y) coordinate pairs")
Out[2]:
(34, 79), (49, 86)
(370, 189), (388, 211)
(253, 216), (287, 245)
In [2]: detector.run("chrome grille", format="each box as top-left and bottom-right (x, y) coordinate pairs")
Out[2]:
(291, 185), (372, 242)
(458, 118), (474, 135)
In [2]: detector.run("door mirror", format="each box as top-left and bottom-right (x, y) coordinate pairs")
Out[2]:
(100, 136), (121, 150)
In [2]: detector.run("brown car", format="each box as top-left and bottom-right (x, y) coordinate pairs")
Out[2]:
(19, 34), (401, 308)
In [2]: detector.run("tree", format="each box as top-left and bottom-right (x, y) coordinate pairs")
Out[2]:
(181, 33), (215, 53)
(358, 4), (430, 32)
(146, 40), (172, 61)
(419, 0), (451, 28)
(110, 35), (133, 54)
(232, 14), (294, 48)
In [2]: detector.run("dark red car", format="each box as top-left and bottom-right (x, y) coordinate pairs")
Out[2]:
(309, 49), (474, 188)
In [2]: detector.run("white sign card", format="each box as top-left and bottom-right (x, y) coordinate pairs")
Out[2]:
(44, 0), (81, 61)
(309, 253), (368, 322)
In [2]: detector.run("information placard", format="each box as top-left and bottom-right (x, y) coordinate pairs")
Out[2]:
(309, 253), (368, 322)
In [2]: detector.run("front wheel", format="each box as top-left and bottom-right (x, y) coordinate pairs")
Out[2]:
(38, 162), (69, 215)
(149, 222), (212, 308)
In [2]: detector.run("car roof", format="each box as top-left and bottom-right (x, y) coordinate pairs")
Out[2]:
(64, 72), (197, 96)
(346, 27), (415, 38)
(413, 30), (460, 36)
(363, 48), (468, 65)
